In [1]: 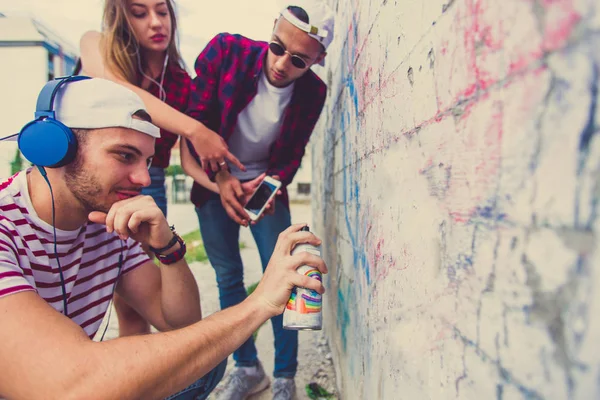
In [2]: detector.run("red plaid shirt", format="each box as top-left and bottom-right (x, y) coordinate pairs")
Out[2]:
(186, 33), (327, 209)
(144, 62), (191, 168)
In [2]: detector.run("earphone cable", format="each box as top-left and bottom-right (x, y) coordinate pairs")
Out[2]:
(38, 167), (69, 316)
(135, 42), (168, 101)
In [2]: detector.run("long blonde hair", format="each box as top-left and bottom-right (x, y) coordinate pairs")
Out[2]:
(102, 0), (184, 84)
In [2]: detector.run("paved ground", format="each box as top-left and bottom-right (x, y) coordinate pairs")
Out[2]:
(95, 201), (339, 400)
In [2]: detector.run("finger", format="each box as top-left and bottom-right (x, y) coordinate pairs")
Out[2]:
(226, 151), (245, 172)
(200, 157), (209, 171)
(248, 172), (266, 187)
(227, 196), (250, 224)
(231, 200), (249, 222)
(112, 206), (136, 240)
(105, 202), (122, 233)
(283, 231), (322, 255)
(232, 181), (244, 200)
(111, 200), (152, 239)
(263, 203), (274, 216)
(291, 252), (328, 274)
(88, 211), (108, 225)
(127, 210), (146, 234)
(221, 192), (247, 225)
(241, 173), (266, 194)
(225, 183), (249, 219)
(223, 201), (246, 226)
(290, 273), (326, 295)
(210, 159), (220, 172)
(278, 223), (309, 239)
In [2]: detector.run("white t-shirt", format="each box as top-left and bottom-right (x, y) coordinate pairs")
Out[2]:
(227, 71), (295, 180)
(0, 171), (149, 338)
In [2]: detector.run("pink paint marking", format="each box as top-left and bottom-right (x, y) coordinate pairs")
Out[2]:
(543, 10), (580, 51)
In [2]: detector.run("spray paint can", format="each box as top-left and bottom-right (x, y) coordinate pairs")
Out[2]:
(283, 226), (322, 330)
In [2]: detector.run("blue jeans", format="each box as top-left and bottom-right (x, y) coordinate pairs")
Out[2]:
(165, 358), (227, 400)
(142, 166), (168, 217)
(196, 194), (297, 378)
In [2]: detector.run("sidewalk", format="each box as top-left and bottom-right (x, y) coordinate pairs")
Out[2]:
(95, 201), (339, 400)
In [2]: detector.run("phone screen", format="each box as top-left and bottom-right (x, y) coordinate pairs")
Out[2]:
(245, 180), (278, 214)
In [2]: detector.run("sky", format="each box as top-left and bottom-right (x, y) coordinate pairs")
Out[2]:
(0, 0), (282, 74)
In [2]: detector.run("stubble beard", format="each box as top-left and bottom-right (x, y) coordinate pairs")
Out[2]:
(64, 155), (110, 214)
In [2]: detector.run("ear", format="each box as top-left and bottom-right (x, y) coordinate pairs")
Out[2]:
(314, 51), (327, 66)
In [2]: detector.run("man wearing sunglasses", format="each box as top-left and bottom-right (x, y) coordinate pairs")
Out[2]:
(184, 1), (334, 399)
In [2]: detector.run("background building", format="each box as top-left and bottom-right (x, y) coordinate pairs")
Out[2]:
(0, 14), (77, 178)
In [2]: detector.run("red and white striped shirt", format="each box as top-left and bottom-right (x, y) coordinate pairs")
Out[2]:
(0, 171), (150, 337)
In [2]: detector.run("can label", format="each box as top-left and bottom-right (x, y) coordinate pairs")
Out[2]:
(283, 241), (323, 330)
(285, 268), (322, 314)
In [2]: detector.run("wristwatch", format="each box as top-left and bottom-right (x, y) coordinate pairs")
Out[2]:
(149, 225), (187, 265)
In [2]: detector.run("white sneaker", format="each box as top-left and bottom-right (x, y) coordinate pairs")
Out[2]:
(217, 361), (270, 400)
(272, 378), (296, 400)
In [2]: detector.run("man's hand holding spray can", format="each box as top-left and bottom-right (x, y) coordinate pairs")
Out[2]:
(283, 226), (323, 330)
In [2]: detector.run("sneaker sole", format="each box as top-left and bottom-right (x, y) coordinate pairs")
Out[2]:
(245, 375), (271, 398)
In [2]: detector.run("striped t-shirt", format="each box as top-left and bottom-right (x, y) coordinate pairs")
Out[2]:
(0, 170), (150, 337)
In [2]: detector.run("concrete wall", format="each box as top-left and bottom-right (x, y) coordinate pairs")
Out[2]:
(311, 0), (600, 398)
(0, 46), (49, 178)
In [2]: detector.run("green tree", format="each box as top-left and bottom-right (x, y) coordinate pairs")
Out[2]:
(165, 164), (184, 176)
(10, 148), (23, 175)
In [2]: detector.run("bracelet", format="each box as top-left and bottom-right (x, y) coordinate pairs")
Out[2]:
(149, 225), (178, 254)
(155, 232), (187, 265)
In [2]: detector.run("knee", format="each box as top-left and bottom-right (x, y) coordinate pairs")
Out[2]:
(204, 358), (227, 393)
(213, 266), (244, 290)
(214, 358), (227, 383)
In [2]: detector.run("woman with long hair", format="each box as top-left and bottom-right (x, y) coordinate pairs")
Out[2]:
(81, 0), (242, 174)
(78, 0), (261, 338)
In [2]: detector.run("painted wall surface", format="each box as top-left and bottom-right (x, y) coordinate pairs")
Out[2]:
(311, 0), (600, 398)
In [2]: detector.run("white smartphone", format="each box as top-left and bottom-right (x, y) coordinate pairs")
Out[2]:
(244, 176), (282, 221)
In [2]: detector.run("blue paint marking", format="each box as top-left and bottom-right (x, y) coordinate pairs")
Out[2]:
(453, 328), (544, 399)
(336, 286), (351, 352)
(338, 11), (372, 286)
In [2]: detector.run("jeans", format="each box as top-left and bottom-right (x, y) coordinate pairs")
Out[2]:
(165, 358), (227, 400)
(196, 193), (297, 378)
(142, 166), (168, 217)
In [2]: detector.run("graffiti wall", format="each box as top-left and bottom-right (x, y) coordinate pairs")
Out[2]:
(311, 0), (600, 398)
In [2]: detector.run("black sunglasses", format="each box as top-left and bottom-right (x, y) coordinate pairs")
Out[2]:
(268, 42), (309, 69)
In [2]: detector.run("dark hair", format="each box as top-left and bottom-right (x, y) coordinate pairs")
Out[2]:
(132, 109), (153, 123)
(72, 128), (89, 149)
(288, 5), (309, 23)
(73, 59), (83, 75)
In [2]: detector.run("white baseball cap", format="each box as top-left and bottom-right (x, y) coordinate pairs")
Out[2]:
(278, 0), (335, 65)
(54, 78), (160, 138)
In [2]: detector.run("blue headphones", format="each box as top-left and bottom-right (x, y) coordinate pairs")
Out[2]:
(17, 75), (91, 168)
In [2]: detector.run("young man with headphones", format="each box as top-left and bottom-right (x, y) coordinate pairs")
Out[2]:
(184, 1), (335, 398)
(0, 77), (326, 400)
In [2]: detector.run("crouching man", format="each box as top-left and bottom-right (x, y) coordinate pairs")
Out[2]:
(0, 77), (326, 400)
